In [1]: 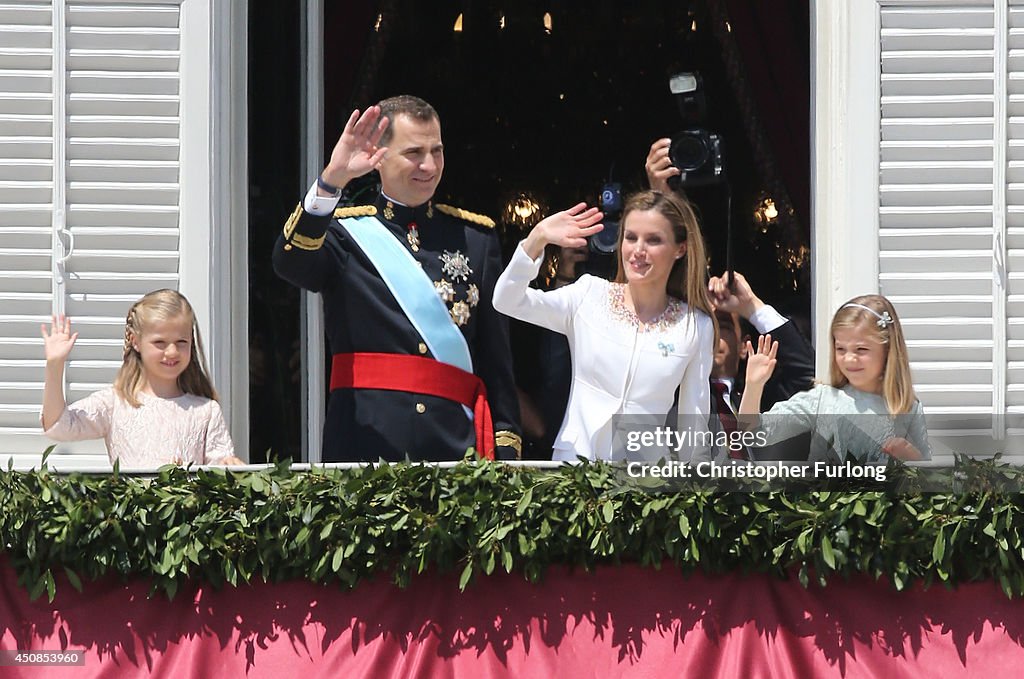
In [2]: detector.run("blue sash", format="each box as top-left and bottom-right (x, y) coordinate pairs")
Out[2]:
(339, 216), (473, 373)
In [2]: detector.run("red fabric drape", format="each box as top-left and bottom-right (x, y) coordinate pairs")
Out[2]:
(3, 559), (1023, 677)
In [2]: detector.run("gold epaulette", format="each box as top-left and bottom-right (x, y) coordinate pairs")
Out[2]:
(334, 205), (377, 219)
(435, 203), (495, 228)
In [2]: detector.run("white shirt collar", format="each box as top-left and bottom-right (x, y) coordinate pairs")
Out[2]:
(712, 377), (735, 395)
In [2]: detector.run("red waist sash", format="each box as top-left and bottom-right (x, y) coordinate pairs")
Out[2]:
(330, 352), (494, 460)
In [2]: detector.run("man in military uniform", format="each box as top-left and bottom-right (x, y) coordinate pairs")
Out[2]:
(273, 95), (522, 461)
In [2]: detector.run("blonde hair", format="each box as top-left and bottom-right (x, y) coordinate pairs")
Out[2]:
(114, 289), (217, 407)
(613, 190), (717, 332)
(829, 294), (916, 415)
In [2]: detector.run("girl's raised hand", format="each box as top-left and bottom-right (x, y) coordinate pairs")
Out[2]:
(41, 315), (78, 363)
(744, 333), (778, 387)
(535, 203), (604, 249)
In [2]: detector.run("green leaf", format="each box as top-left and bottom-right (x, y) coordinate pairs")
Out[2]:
(63, 567), (82, 593)
(458, 563), (473, 591)
(516, 487), (534, 517)
(602, 502), (614, 523)
(332, 545), (345, 572)
(932, 530), (946, 564)
(821, 535), (836, 570)
(45, 570), (55, 603)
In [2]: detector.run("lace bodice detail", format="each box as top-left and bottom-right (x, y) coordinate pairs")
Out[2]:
(43, 387), (234, 466)
(604, 282), (687, 333)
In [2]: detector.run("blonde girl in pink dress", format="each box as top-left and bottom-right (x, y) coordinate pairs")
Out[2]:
(41, 289), (243, 467)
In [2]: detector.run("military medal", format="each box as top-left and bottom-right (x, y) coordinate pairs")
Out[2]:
(439, 250), (472, 283)
(383, 201), (395, 221)
(407, 221), (420, 251)
(467, 283), (479, 307)
(450, 301), (471, 326)
(434, 278), (455, 302)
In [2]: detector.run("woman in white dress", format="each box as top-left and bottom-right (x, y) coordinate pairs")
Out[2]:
(493, 190), (716, 461)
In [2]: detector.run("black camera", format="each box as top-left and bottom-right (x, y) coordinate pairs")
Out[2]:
(590, 181), (622, 255)
(669, 129), (723, 187)
(667, 72), (725, 188)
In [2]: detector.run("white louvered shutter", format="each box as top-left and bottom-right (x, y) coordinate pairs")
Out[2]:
(0, 1), (56, 455)
(1006, 3), (1024, 448)
(879, 1), (1024, 459)
(0, 0), (183, 465)
(61, 1), (181, 458)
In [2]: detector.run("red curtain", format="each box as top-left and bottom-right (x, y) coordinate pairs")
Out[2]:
(2, 559), (1023, 677)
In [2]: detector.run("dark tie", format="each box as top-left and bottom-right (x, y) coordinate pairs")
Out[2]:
(712, 381), (747, 460)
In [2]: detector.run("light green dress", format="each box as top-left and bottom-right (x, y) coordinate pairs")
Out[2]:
(755, 384), (930, 463)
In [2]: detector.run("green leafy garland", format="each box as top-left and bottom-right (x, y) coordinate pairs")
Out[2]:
(2, 455), (1023, 602)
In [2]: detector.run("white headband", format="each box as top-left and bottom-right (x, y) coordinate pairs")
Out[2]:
(842, 303), (894, 329)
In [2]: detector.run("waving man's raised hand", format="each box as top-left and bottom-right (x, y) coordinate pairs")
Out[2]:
(321, 106), (390, 190)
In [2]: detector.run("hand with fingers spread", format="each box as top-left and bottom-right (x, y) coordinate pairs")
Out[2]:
(522, 203), (604, 260)
(41, 315), (78, 364)
(738, 334), (779, 419)
(41, 315), (78, 430)
(745, 334), (779, 387)
(645, 138), (681, 194)
(320, 106), (390, 191)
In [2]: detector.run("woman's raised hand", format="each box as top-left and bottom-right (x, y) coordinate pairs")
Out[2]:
(41, 315), (78, 363)
(744, 333), (778, 387)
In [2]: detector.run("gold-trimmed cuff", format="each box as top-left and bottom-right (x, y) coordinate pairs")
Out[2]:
(289, 232), (325, 251)
(495, 431), (522, 459)
(283, 203), (303, 239)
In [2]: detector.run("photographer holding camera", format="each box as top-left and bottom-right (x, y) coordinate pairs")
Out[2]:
(645, 137), (681, 195)
(643, 136), (815, 461)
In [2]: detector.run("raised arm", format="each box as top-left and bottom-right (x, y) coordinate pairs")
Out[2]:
(644, 138), (680, 194)
(40, 315), (78, 430)
(273, 107), (391, 292)
(710, 270), (815, 406)
(319, 106), (390, 195)
(738, 334), (778, 420)
(492, 203), (602, 334)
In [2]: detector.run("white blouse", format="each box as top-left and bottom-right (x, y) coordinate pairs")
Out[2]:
(43, 387), (235, 467)
(494, 243), (714, 461)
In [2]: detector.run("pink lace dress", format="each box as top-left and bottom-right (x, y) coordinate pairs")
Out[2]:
(43, 387), (234, 466)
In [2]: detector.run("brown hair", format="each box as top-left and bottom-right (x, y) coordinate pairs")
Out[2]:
(613, 190), (715, 322)
(114, 289), (217, 407)
(829, 294), (916, 415)
(376, 95), (439, 146)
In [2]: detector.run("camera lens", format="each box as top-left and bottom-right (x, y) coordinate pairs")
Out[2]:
(589, 218), (619, 254)
(669, 132), (710, 171)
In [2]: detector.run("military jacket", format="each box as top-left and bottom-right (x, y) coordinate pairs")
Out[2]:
(272, 192), (521, 461)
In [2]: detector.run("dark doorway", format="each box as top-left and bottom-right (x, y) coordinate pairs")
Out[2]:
(246, 0), (811, 461)
(247, 5), (303, 462)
